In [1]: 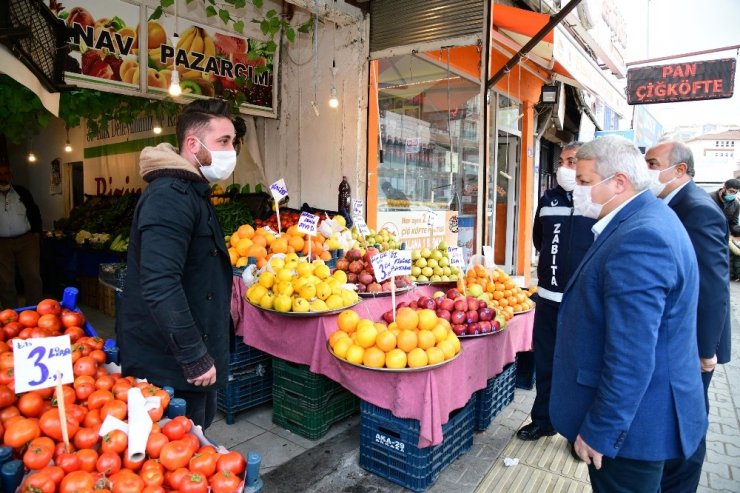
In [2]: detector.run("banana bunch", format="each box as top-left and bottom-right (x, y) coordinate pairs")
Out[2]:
(176, 26), (216, 80)
(109, 234), (129, 253)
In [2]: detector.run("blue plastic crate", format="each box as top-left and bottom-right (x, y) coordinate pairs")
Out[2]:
(359, 397), (475, 492)
(228, 339), (270, 376)
(217, 363), (273, 425)
(14, 287), (97, 337)
(473, 360), (517, 432)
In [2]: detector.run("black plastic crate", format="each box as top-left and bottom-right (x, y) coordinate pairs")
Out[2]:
(473, 360), (517, 432)
(272, 385), (358, 440)
(359, 397), (475, 492)
(217, 362), (273, 425)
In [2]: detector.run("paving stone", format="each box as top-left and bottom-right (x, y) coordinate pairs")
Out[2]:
(706, 472), (740, 493)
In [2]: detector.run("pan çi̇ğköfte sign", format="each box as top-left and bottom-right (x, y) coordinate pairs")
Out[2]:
(626, 58), (736, 105)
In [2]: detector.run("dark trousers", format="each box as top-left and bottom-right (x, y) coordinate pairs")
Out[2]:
(660, 370), (713, 492)
(0, 233), (42, 309)
(530, 299), (559, 430)
(589, 456), (664, 493)
(176, 388), (218, 430)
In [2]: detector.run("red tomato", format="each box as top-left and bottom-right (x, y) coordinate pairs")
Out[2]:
(101, 429), (128, 455)
(165, 467), (190, 490)
(159, 439), (195, 471)
(51, 385), (76, 407)
(17, 391), (45, 418)
(140, 467), (165, 488)
(0, 368), (15, 386)
(61, 310), (85, 328)
(96, 451), (122, 475)
(73, 426), (100, 449)
(111, 381), (132, 402)
(73, 356), (97, 377)
(0, 405), (21, 423)
(162, 418), (187, 441)
(189, 452), (217, 478)
(0, 308), (18, 324)
(180, 432), (200, 455)
(216, 451), (246, 475)
(37, 314), (61, 333)
(39, 408), (79, 442)
(100, 399), (127, 421)
(38, 465), (65, 484)
(146, 431), (169, 459)
(76, 448), (99, 473)
(64, 326), (85, 343)
(143, 487), (166, 493)
(83, 409), (102, 431)
(18, 310), (40, 328)
(141, 459), (164, 473)
(22, 436), (55, 470)
(3, 321), (23, 340)
(0, 352), (13, 370)
(84, 336), (105, 350)
(36, 299), (61, 316)
(17, 327), (34, 339)
(20, 471), (56, 493)
(67, 404), (87, 425)
(54, 441), (75, 459)
(94, 374), (115, 391)
(75, 381), (96, 402)
(90, 349), (106, 364)
(197, 445), (218, 455)
(147, 404), (165, 423)
(87, 389), (114, 410)
(56, 451), (82, 474)
(179, 472), (209, 493)
(59, 470), (95, 493)
(110, 469), (145, 493)
(3, 417), (41, 448)
(209, 470), (243, 493)
(0, 384), (17, 408)
(122, 448), (145, 472)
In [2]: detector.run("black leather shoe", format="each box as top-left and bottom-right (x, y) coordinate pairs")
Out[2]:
(569, 441), (583, 461)
(516, 423), (556, 441)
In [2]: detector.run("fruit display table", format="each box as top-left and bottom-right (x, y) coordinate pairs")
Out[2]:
(231, 279), (534, 447)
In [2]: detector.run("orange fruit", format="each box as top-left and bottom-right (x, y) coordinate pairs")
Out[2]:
(431, 324), (449, 343)
(345, 344), (364, 364)
(385, 349), (407, 369)
(375, 330), (397, 352)
(407, 348), (429, 368)
(245, 244), (267, 260)
(396, 307), (419, 332)
(337, 310), (361, 334)
(356, 324), (378, 349)
(288, 236), (305, 252)
(437, 340), (455, 360)
(417, 309), (437, 331)
(236, 237), (254, 257)
(332, 337), (352, 359)
(329, 330), (349, 348)
(229, 234), (241, 248)
(417, 330), (436, 350)
(363, 347), (385, 368)
(228, 248), (238, 266)
(396, 330), (418, 353)
(251, 235), (267, 247)
(426, 347), (445, 365)
(237, 224), (255, 239)
(270, 238), (288, 254)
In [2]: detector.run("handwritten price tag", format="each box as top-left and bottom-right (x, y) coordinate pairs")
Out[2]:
(390, 250), (412, 276)
(483, 246), (495, 267)
(297, 212), (318, 236)
(425, 210), (437, 227)
(353, 216), (371, 236)
(370, 251), (392, 282)
(447, 246), (466, 270)
(269, 179), (288, 201)
(352, 199), (363, 216)
(13, 336), (73, 393)
(263, 225), (278, 236)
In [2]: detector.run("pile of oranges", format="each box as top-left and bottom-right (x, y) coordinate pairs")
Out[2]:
(463, 265), (535, 321)
(328, 308), (461, 370)
(227, 224), (332, 268)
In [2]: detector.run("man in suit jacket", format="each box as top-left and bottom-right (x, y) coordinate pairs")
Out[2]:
(550, 136), (707, 492)
(645, 140), (731, 492)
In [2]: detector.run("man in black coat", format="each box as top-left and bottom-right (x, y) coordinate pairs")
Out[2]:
(645, 141), (731, 492)
(0, 162), (43, 309)
(117, 99), (236, 429)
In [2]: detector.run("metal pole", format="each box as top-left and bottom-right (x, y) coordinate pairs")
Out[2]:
(487, 0), (583, 89)
(626, 44), (740, 67)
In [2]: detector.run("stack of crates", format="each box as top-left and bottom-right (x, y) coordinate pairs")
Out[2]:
(217, 335), (273, 424)
(271, 358), (358, 440)
(472, 359), (517, 431)
(359, 397), (475, 492)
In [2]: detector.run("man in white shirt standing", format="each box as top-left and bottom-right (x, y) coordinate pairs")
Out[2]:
(0, 162), (43, 309)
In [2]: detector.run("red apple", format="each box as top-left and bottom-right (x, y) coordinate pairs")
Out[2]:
(446, 288), (461, 300)
(439, 298), (455, 312)
(478, 307), (494, 322)
(436, 309), (451, 322)
(419, 298), (436, 310)
(492, 319), (501, 331)
(453, 299), (468, 313)
(452, 324), (467, 336)
(466, 323), (480, 335)
(382, 310), (395, 324)
(466, 310), (479, 324)
(478, 300), (488, 310)
(479, 321), (492, 333)
(435, 297), (445, 308)
(408, 300), (418, 310)
(396, 302), (409, 310)
(451, 310), (466, 325)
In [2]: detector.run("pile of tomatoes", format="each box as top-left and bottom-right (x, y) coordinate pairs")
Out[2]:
(0, 299), (247, 493)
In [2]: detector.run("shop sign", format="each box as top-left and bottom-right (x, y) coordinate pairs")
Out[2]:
(52, 0), (277, 116)
(377, 210), (457, 251)
(626, 59), (736, 105)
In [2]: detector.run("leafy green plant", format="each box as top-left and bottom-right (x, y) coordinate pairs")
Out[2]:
(0, 75), (52, 144)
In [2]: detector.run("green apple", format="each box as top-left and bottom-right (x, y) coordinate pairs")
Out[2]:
(431, 249), (443, 261)
(439, 257), (449, 267)
(421, 266), (434, 277)
(449, 274), (458, 281)
(420, 248), (432, 259)
(411, 250), (421, 261)
(430, 274), (442, 282)
(450, 266), (460, 275)
(433, 266), (444, 276)
(427, 258), (438, 269)
(468, 284), (484, 297)
(437, 241), (448, 250)
(415, 258), (428, 268)
(442, 266), (451, 276)
(411, 266), (422, 277)
(441, 275), (450, 281)
(433, 290), (445, 298)
(417, 274), (429, 282)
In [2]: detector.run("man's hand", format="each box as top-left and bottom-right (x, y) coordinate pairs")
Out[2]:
(574, 434), (603, 469)
(187, 365), (216, 386)
(700, 355), (717, 373)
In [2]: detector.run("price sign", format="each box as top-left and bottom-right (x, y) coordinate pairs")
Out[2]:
(263, 225), (278, 236)
(390, 250), (412, 276)
(352, 199), (363, 216)
(483, 246), (495, 267)
(370, 251), (392, 282)
(447, 246), (466, 270)
(297, 212), (318, 236)
(269, 179), (288, 201)
(13, 336), (73, 393)
(353, 216), (371, 236)
(425, 210), (436, 227)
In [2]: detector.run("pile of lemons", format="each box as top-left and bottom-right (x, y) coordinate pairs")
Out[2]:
(328, 307), (461, 370)
(246, 254), (359, 313)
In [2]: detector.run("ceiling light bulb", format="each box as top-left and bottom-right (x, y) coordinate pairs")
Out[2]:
(328, 86), (339, 108)
(64, 141), (72, 152)
(169, 71), (182, 96)
(153, 124), (162, 135)
(27, 152), (36, 163)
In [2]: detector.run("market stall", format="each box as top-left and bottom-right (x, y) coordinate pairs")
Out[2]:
(230, 281), (534, 448)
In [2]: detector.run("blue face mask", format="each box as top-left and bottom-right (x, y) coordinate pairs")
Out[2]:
(724, 193), (737, 202)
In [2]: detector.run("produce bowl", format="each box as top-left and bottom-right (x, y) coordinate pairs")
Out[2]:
(327, 341), (461, 372)
(248, 300), (360, 317)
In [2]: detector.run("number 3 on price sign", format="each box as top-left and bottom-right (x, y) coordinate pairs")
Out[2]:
(13, 336), (74, 393)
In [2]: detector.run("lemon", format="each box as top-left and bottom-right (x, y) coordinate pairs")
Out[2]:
(292, 297), (310, 313)
(259, 292), (275, 310)
(310, 299), (328, 312)
(258, 271), (275, 289)
(315, 282), (332, 301)
(314, 263), (331, 280)
(341, 289), (358, 306)
(326, 294), (344, 310)
(273, 294), (292, 312)
(276, 268), (293, 283)
(269, 257), (285, 271)
(276, 281), (294, 297)
(296, 261), (314, 277)
(333, 215), (346, 227)
(332, 270), (348, 284)
(298, 283), (317, 300)
(246, 285), (267, 305)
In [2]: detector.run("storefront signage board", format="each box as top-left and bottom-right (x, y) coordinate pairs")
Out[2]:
(377, 210), (457, 251)
(626, 59), (736, 104)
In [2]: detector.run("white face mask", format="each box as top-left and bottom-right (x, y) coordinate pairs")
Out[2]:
(647, 165), (677, 197)
(193, 138), (237, 183)
(573, 175), (615, 219)
(556, 167), (577, 191)
(0, 184), (10, 192)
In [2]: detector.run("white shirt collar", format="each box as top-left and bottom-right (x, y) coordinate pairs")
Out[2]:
(592, 190), (648, 239)
(662, 181), (690, 204)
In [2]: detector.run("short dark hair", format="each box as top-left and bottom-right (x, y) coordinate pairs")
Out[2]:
(562, 141), (584, 152)
(176, 99), (232, 148)
(724, 178), (740, 189)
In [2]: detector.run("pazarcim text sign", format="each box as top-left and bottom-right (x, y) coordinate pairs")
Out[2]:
(626, 58), (735, 105)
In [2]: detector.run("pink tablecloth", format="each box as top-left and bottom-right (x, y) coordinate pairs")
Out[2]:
(231, 278), (534, 447)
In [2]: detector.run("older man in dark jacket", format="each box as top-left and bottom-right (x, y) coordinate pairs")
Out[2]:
(117, 99), (236, 429)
